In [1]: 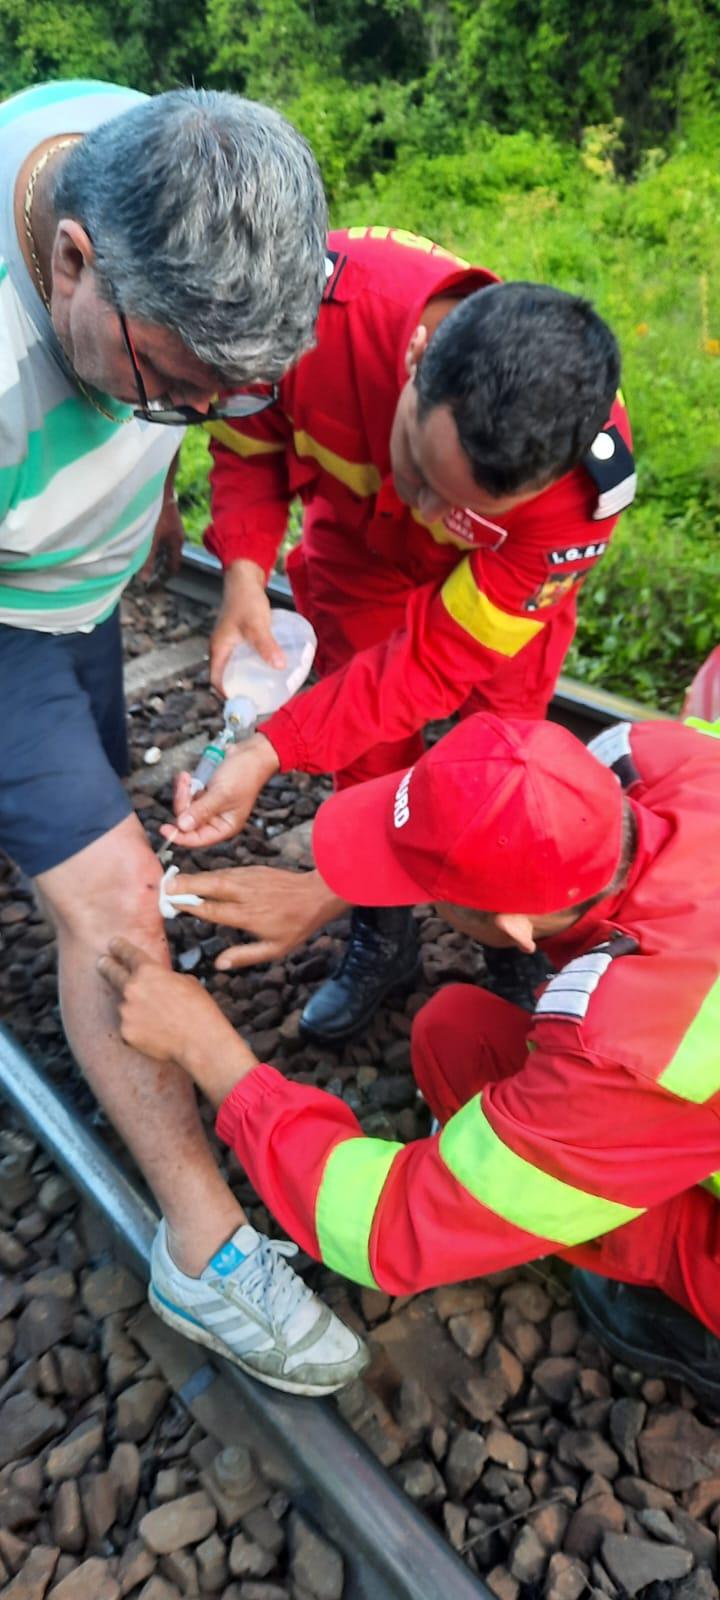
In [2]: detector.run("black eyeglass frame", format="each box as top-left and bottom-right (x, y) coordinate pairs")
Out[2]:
(114, 299), (278, 427)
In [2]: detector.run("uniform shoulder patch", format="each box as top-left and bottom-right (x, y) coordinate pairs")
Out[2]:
(582, 425), (636, 521)
(323, 251), (348, 302)
(587, 721), (641, 789)
(534, 932), (638, 1023)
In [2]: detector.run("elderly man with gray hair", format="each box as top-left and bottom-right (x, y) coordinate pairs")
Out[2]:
(0, 78), (367, 1393)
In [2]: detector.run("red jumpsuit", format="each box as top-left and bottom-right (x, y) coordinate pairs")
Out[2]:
(215, 721), (720, 1330)
(207, 226), (634, 789)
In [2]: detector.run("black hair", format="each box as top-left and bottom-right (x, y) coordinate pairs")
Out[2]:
(415, 281), (621, 497)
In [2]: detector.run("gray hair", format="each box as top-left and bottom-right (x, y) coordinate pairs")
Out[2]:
(53, 89), (328, 384)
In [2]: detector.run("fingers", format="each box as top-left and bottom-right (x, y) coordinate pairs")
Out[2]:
(172, 771), (193, 819)
(96, 953), (131, 992)
(215, 939), (281, 970)
(108, 936), (151, 971)
(97, 936), (156, 989)
(171, 814), (239, 850)
(247, 619), (285, 672)
(210, 638), (234, 696)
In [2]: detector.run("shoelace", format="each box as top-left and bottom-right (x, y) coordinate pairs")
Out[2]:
(234, 1237), (315, 1333)
(336, 922), (394, 978)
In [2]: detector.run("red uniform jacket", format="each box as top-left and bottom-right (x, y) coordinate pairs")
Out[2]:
(207, 227), (634, 776)
(216, 722), (720, 1312)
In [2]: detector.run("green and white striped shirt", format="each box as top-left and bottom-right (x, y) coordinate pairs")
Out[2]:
(0, 80), (182, 632)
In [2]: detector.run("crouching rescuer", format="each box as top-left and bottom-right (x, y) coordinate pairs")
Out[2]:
(181, 225), (636, 1044)
(101, 715), (720, 1403)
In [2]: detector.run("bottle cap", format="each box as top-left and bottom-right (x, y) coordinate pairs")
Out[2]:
(225, 695), (257, 732)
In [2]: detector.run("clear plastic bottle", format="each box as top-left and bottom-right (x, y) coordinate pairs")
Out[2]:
(190, 609), (317, 796)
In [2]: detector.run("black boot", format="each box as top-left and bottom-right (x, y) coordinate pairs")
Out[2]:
(299, 906), (419, 1047)
(481, 945), (554, 1012)
(572, 1268), (720, 1407)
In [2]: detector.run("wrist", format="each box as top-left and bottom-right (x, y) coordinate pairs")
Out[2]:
(304, 869), (347, 930)
(223, 557), (266, 594)
(181, 1025), (259, 1107)
(247, 731), (280, 779)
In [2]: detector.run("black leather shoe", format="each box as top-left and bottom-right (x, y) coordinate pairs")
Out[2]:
(482, 945), (554, 1012)
(299, 906), (419, 1047)
(572, 1269), (720, 1407)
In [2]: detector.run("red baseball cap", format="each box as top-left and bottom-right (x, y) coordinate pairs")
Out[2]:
(312, 714), (624, 913)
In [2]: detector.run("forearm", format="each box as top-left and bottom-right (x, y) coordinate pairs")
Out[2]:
(262, 581), (509, 776)
(215, 1066), (551, 1293)
(181, 1025), (259, 1110)
(163, 451), (180, 501)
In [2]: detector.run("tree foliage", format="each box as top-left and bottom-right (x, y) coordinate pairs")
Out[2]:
(2, 1), (719, 188)
(1, 0), (718, 705)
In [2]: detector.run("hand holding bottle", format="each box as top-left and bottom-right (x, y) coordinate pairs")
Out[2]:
(164, 731), (281, 849)
(210, 559), (284, 692)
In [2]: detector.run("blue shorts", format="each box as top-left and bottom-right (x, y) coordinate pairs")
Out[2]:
(0, 608), (132, 877)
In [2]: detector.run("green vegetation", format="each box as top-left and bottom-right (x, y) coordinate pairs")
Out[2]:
(3, 0), (718, 709)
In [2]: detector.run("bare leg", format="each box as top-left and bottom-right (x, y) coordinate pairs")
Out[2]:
(37, 814), (245, 1274)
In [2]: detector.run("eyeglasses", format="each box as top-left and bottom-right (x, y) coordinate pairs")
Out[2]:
(115, 302), (278, 427)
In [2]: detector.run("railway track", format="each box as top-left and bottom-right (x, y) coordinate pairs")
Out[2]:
(3, 555), (708, 1600)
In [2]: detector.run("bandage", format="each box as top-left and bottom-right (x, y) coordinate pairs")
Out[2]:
(159, 864), (203, 920)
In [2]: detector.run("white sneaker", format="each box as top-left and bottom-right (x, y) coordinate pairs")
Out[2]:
(149, 1221), (369, 1396)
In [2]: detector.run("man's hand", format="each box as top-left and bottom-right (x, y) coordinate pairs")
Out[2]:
(163, 732), (280, 849)
(210, 559), (284, 693)
(165, 866), (346, 969)
(140, 497), (185, 582)
(97, 937), (259, 1105)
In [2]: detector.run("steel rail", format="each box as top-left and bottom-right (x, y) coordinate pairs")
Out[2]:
(171, 542), (668, 734)
(0, 1024), (488, 1600)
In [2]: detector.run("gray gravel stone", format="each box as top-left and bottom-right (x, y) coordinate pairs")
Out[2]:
(544, 1551), (589, 1600)
(609, 1398), (646, 1474)
(3, 1545), (59, 1599)
(509, 1524), (547, 1584)
(15, 1297), (74, 1360)
(557, 1430), (620, 1479)
(486, 1428), (529, 1473)
(46, 1416), (104, 1482)
(139, 1490), (217, 1555)
(638, 1409), (720, 1492)
(445, 1429), (488, 1498)
(229, 1533), (276, 1578)
(115, 1377), (168, 1442)
(51, 1480), (84, 1554)
(601, 1531), (694, 1594)
(49, 1556), (120, 1599)
(0, 1392), (65, 1470)
(534, 1359), (579, 1404)
(288, 1512), (344, 1600)
(81, 1263), (144, 1319)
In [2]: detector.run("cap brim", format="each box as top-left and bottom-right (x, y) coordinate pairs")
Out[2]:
(312, 770), (430, 906)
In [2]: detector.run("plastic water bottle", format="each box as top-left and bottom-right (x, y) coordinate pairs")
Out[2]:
(189, 609), (317, 796)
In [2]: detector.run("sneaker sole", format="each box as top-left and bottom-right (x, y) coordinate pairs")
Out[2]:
(148, 1285), (364, 1397)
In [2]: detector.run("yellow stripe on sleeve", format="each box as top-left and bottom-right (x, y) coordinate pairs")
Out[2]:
(292, 429), (381, 499)
(205, 420), (286, 457)
(441, 558), (543, 657)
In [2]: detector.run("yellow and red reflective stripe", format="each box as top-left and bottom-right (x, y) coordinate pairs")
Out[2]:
(292, 429), (381, 499)
(205, 420), (285, 457)
(315, 1135), (403, 1287)
(658, 974), (720, 1104)
(439, 1094), (643, 1245)
(440, 557), (543, 657)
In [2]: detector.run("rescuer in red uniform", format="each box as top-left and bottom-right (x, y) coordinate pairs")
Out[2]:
(102, 714), (720, 1402)
(177, 226), (635, 1046)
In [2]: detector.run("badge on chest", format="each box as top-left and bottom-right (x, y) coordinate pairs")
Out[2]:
(440, 506), (508, 551)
